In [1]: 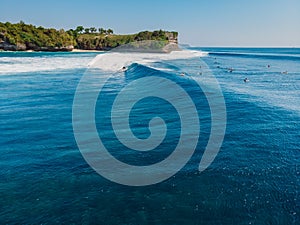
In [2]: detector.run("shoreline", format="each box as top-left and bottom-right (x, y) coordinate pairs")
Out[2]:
(71, 49), (106, 52)
(0, 49), (106, 53)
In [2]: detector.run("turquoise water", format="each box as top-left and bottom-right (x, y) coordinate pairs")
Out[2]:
(0, 49), (299, 224)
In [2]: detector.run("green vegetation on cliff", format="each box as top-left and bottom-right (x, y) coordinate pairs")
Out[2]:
(0, 21), (178, 51)
(0, 21), (74, 51)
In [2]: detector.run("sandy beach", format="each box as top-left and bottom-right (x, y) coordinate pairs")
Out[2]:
(71, 49), (105, 52)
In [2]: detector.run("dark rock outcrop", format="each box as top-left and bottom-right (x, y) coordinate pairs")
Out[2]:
(0, 41), (74, 51)
(0, 41), (26, 51)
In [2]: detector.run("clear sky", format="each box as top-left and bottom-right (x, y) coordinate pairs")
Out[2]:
(1, 0), (300, 47)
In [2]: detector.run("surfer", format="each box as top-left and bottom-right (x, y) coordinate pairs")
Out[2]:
(244, 78), (249, 82)
(120, 66), (127, 72)
(281, 71), (288, 74)
(229, 68), (233, 73)
(180, 72), (185, 76)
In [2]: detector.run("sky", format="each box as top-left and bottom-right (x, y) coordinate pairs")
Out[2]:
(1, 0), (300, 47)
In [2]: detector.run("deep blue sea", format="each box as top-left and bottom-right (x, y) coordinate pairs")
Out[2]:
(0, 48), (299, 224)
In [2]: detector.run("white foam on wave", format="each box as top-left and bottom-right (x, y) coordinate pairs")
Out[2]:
(0, 50), (207, 75)
(89, 50), (208, 71)
(0, 55), (94, 75)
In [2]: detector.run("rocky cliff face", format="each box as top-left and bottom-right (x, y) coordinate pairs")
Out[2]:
(165, 32), (178, 44)
(0, 40), (73, 51)
(0, 41), (22, 51)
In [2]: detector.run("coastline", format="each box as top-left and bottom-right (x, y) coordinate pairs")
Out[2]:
(71, 49), (105, 53)
(0, 49), (106, 53)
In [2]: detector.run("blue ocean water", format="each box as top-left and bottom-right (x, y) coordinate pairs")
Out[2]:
(0, 49), (299, 224)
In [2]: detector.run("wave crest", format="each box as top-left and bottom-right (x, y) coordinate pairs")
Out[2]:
(89, 50), (208, 71)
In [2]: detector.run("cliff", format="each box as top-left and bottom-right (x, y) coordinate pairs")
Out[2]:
(0, 22), (178, 52)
